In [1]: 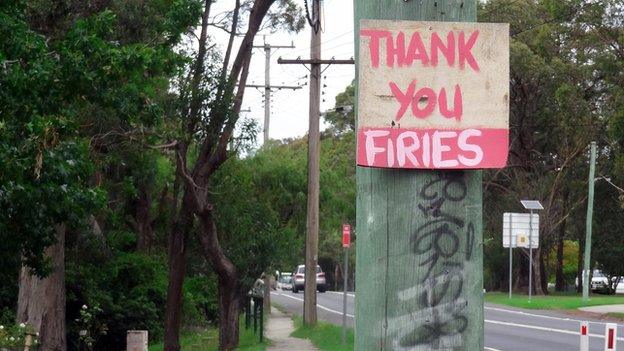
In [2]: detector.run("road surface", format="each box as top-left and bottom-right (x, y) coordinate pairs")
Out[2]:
(271, 290), (624, 350)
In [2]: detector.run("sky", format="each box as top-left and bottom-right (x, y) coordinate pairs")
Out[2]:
(210, 0), (356, 144)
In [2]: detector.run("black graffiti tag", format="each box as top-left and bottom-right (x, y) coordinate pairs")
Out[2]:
(400, 175), (475, 349)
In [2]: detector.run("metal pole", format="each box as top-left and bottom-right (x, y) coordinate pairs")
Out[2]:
(303, 0), (321, 327)
(342, 247), (349, 344)
(509, 213), (513, 299)
(583, 141), (597, 302)
(253, 298), (258, 333)
(259, 297), (264, 343)
(529, 209), (533, 301)
(263, 38), (271, 143)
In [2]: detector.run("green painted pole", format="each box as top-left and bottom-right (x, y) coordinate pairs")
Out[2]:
(582, 141), (597, 302)
(354, 1), (484, 350)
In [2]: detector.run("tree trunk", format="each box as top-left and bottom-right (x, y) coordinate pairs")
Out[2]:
(218, 281), (240, 351)
(164, 199), (193, 351)
(555, 220), (566, 291)
(17, 224), (66, 351)
(197, 210), (239, 351)
(555, 190), (569, 291)
(136, 183), (154, 252)
(532, 249), (543, 295)
(539, 248), (548, 294)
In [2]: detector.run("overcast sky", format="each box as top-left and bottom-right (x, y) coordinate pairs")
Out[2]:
(210, 0), (355, 145)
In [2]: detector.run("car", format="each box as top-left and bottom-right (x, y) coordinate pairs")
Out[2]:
(591, 270), (609, 292)
(277, 275), (293, 291)
(292, 264), (326, 293)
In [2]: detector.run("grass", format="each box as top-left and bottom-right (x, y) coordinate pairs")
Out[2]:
(291, 315), (354, 351)
(149, 318), (267, 351)
(486, 291), (624, 310)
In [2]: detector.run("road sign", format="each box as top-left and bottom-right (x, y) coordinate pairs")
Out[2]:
(342, 224), (351, 248)
(357, 20), (509, 169)
(502, 213), (539, 248)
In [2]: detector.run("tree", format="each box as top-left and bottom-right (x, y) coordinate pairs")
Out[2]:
(479, 0), (620, 294)
(1, 1), (200, 348)
(323, 80), (355, 134)
(163, 1), (303, 350)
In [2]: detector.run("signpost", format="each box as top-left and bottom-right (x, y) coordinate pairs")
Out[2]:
(354, 2), (509, 349)
(520, 200), (543, 301)
(341, 224), (350, 344)
(503, 212), (540, 299)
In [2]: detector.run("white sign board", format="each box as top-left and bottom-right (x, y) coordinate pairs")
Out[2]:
(502, 212), (539, 248)
(357, 20), (510, 169)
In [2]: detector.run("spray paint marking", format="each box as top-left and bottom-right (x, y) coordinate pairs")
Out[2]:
(384, 174), (474, 349)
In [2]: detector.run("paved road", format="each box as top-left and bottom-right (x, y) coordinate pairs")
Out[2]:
(271, 290), (624, 350)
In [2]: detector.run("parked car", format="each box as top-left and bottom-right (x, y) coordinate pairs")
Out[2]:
(591, 270), (609, 292)
(292, 265), (326, 293)
(576, 269), (611, 293)
(277, 275), (293, 291)
(611, 276), (624, 294)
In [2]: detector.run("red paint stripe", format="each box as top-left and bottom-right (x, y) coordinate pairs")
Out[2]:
(608, 328), (615, 349)
(356, 127), (508, 169)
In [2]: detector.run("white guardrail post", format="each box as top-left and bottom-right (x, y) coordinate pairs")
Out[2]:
(580, 321), (589, 351)
(605, 323), (618, 351)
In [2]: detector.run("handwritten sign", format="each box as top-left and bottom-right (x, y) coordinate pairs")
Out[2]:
(357, 20), (509, 169)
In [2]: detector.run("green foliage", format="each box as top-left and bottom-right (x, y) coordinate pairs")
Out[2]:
(291, 315), (354, 351)
(323, 81), (355, 134)
(183, 276), (219, 326)
(66, 251), (169, 349)
(0, 322), (39, 349)
(547, 240), (579, 284)
(148, 317), (266, 351)
(593, 180), (624, 289)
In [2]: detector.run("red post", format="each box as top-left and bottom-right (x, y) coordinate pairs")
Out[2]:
(580, 321), (589, 351)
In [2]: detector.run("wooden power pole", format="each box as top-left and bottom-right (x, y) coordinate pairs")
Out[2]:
(251, 37), (299, 144)
(354, 1), (484, 350)
(278, 0), (353, 326)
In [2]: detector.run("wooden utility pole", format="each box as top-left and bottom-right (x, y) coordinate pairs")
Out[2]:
(303, 0), (321, 326)
(251, 37), (299, 143)
(278, 0), (353, 326)
(354, 1), (484, 350)
(582, 141), (597, 302)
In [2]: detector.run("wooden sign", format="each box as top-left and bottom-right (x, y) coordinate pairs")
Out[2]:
(357, 20), (509, 169)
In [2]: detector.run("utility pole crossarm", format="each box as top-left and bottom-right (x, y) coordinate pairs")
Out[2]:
(243, 84), (302, 90)
(253, 44), (295, 49)
(278, 58), (355, 65)
(247, 38), (296, 144)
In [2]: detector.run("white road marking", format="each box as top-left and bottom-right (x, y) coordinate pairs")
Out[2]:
(485, 305), (624, 327)
(327, 291), (356, 298)
(273, 293), (354, 318)
(275, 292), (624, 347)
(485, 319), (624, 341)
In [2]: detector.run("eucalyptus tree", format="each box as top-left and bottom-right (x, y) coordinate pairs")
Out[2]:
(162, 1), (303, 350)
